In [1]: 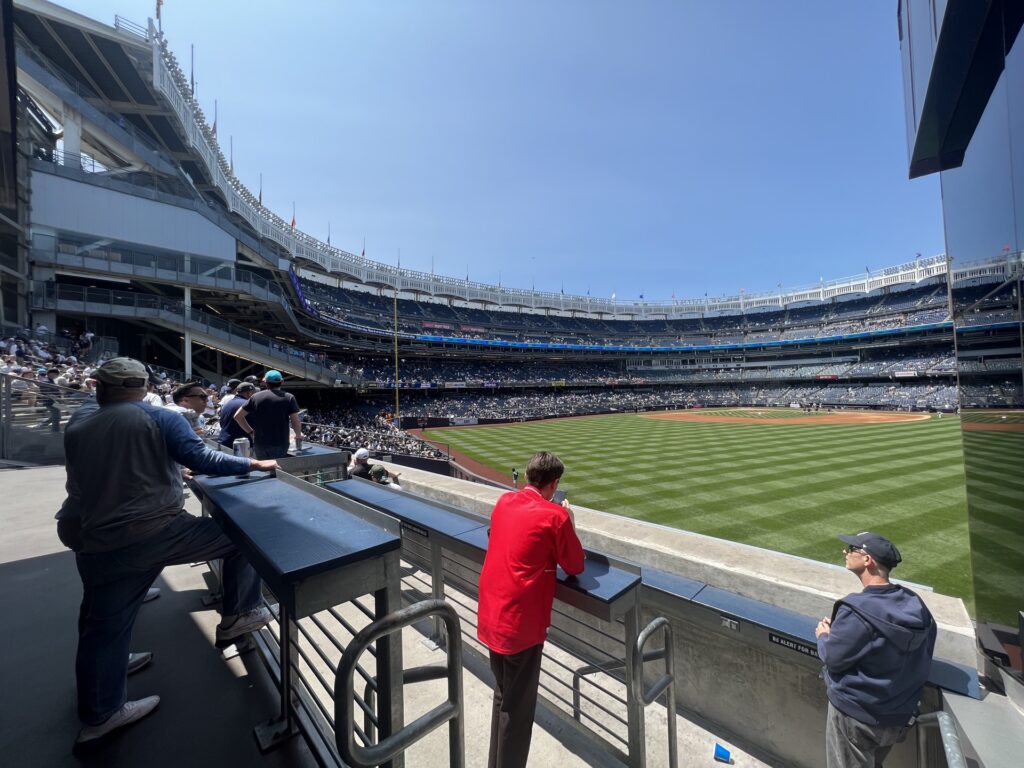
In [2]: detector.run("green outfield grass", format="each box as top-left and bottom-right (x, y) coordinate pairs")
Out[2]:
(422, 411), (973, 610)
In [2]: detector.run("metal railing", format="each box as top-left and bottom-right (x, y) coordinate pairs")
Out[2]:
(632, 618), (677, 768)
(393, 525), (645, 765)
(34, 241), (286, 303)
(915, 711), (966, 768)
(31, 282), (342, 384)
(335, 600), (464, 768)
(0, 372), (94, 464)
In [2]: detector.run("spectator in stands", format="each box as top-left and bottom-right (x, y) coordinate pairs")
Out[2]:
(234, 370), (301, 459)
(63, 357), (278, 746)
(220, 378), (240, 398)
(477, 451), (585, 768)
(218, 382), (256, 446)
(815, 532), (936, 768)
(170, 382), (207, 435)
(142, 380), (165, 407)
(348, 447), (402, 486)
(347, 447), (373, 479)
(38, 367), (63, 432)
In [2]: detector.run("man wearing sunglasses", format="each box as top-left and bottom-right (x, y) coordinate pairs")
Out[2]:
(815, 532), (936, 768)
(170, 382), (209, 435)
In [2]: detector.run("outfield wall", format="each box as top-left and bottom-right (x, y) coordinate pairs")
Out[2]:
(383, 461), (976, 768)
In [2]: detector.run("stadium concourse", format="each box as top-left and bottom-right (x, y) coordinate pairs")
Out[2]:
(2, 1), (1022, 767)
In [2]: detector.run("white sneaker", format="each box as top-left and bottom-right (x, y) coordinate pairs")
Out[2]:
(75, 696), (160, 744)
(215, 606), (273, 648)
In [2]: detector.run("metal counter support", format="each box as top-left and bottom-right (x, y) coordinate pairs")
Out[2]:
(623, 604), (644, 768)
(429, 541), (446, 647)
(335, 600), (465, 768)
(255, 605), (299, 751)
(915, 711), (966, 768)
(632, 617), (677, 768)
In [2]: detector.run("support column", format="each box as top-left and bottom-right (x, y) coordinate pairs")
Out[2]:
(183, 286), (193, 378)
(61, 107), (82, 167)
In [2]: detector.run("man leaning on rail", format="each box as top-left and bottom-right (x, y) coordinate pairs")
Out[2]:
(63, 357), (279, 748)
(815, 531), (937, 768)
(477, 451), (585, 768)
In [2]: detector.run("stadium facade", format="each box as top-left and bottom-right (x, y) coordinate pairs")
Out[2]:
(1, 1), (1022, 765)
(6, 1), (1021, 422)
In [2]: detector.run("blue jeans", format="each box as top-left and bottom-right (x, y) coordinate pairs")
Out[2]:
(75, 512), (262, 725)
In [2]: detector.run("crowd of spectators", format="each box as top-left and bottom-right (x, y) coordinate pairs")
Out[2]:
(393, 381), (961, 420)
(297, 278), (974, 351)
(333, 349), (962, 389)
(302, 404), (446, 458)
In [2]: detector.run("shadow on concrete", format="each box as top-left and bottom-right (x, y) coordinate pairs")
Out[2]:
(0, 549), (315, 767)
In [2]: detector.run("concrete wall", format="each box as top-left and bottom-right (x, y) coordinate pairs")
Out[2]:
(30, 172), (235, 261)
(384, 462), (975, 768)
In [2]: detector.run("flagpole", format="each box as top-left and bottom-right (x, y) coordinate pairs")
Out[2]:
(393, 268), (400, 424)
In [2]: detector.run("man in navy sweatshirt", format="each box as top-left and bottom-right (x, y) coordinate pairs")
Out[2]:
(815, 531), (936, 768)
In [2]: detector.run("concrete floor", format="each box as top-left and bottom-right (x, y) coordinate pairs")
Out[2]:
(1, 466), (774, 767)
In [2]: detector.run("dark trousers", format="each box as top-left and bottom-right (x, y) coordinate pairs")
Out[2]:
(825, 702), (906, 768)
(74, 512), (262, 725)
(254, 443), (289, 460)
(487, 644), (544, 768)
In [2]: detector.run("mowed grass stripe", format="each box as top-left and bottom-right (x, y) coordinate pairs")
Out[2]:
(422, 414), (972, 610)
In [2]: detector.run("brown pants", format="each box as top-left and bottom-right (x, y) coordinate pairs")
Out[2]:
(487, 644), (544, 768)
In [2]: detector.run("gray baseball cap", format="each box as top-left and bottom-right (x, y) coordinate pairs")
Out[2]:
(92, 357), (148, 387)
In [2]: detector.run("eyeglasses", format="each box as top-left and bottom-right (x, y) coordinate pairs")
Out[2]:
(187, 391), (209, 400)
(844, 545), (866, 555)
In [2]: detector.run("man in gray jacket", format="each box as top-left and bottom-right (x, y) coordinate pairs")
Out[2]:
(65, 358), (278, 747)
(816, 532), (936, 768)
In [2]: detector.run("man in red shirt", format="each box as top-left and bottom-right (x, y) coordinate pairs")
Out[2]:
(477, 451), (585, 768)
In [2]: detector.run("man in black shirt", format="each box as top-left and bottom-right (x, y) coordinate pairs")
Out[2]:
(234, 370), (301, 459)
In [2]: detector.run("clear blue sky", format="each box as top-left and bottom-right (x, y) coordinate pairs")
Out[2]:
(62, 0), (944, 300)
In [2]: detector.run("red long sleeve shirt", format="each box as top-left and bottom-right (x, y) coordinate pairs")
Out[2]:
(477, 486), (585, 655)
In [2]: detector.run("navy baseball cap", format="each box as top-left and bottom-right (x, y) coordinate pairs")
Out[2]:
(838, 532), (902, 569)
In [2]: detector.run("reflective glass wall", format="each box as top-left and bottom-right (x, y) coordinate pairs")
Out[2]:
(941, 6), (1024, 626)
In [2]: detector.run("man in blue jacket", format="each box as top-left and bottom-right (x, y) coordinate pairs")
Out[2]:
(816, 532), (936, 768)
(65, 358), (279, 747)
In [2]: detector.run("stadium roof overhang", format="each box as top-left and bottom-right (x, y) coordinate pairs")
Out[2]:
(905, 0), (1024, 178)
(13, 0), (218, 196)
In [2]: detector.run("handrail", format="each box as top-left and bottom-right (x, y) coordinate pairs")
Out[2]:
(915, 711), (966, 768)
(33, 281), (342, 382)
(362, 665), (453, 744)
(631, 617), (677, 768)
(334, 599), (464, 768)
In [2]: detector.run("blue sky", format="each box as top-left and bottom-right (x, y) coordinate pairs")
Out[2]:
(62, 1), (944, 300)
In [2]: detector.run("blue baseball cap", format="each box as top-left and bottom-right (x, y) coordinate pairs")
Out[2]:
(264, 370), (283, 383)
(838, 532), (902, 569)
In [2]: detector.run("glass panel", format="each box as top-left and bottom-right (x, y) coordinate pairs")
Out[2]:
(944, 8), (1024, 626)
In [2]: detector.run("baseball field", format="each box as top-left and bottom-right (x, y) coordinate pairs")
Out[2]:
(420, 408), (973, 610)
